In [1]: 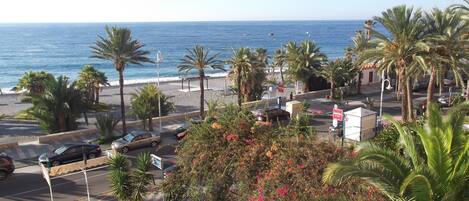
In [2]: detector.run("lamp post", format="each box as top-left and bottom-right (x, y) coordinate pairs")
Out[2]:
(379, 71), (393, 126)
(156, 51), (163, 134)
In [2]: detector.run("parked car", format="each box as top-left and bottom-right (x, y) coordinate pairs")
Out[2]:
(176, 120), (203, 140)
(111, 130), (161, 153)
(38, 144), (102, 167)
(437, 96), (451, 107)
(256, 108), (290, 122)
(0, 153), (14, 181)
(163, 165), (179, 179)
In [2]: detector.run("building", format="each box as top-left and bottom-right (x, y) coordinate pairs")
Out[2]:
(360, 63), (381, 85)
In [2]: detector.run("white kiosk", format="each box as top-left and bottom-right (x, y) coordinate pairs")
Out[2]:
(343, 107), (377, 141)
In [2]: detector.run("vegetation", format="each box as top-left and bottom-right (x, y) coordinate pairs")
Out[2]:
(285, 40), (327, 93)
(323, 103), (469, 201)
(315, 58), (357, 98)
(350, 28), (373, 94)
(161, 105), (382, 200)
(16, 71), (54, 94)
(227, 47), (267, 104)
(28, 76), (85, 133)
(91, 26), (153, 134)
(130, 84), (174, 131)
(76, 64), (109, 104)
(178, 45), (224, 118)
(95, 113), (120, 143)
(273, 48), (286, 84)
(109, 152), (154, 201)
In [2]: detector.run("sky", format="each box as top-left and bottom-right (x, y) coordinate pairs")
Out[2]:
(0, 0), (459, 23)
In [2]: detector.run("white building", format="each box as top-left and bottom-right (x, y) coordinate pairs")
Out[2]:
(360, 63), (381, 85)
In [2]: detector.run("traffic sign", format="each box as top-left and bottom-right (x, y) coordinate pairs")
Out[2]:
(150, 154), (163, 170)
(332, 108), (343, 121)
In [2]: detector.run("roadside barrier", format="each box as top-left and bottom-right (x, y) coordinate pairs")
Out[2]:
(48, 156), (109, 177)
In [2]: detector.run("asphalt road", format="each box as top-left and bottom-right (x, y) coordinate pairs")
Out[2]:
(0, 142), (177, 201)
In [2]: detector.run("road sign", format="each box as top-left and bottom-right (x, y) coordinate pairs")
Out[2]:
(150, 154), (163, 170)
(332, 108), (343, 121)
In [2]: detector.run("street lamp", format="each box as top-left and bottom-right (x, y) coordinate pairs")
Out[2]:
(156, 51), (163, 134)
(378, 71), (393, 126)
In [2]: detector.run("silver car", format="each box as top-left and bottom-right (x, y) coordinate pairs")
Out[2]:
(111, 130), (161, 153)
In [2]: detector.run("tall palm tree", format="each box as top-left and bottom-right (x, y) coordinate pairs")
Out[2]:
(323, 102), (469, 201)
(273, 48), (286, 84)
(359, 6), (427, 122)
(178, 45), (224, 118)
(422, 9), (469, 115)
(91, 26), (152, 134)
(316, 59), (357, 98)
(77, 65), (109, 104)
(131, 152), (154, 201)
(351, 30), (372, 94)
(226, 47), (253, 107)
(109, 153), (132, 201)
(285, 41), (327, 93)
(130, 84), (174, 131)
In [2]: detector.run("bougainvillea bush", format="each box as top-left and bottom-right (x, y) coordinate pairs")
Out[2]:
(161, 105), (383, 200)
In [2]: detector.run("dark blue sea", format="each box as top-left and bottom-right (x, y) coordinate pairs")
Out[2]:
(0, 21), (382, 91)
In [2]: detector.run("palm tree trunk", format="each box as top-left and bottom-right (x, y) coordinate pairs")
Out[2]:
(95, 87), (100, 103)
(280, 66), (284, 84)
(406, 78), (414, 121)
(396, 70), (401, 101)
(399, 68), (408, 122)
(330, 81), (334, 98)
(426, 69), (436, 117)
(58, 113), (66, 132)
(148, 115), (153, 131)
(466, 80), (469, 101)
(357, 72), (362, 94)
(199, 71), (205, 119)
(237, 68), (242, 108)
(118, 70), (127, 134)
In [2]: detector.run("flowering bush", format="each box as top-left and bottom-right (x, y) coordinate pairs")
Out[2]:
(161, 105), (383, 200)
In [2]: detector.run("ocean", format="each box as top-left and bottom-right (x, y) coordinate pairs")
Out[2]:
(0, 21), (382, 92)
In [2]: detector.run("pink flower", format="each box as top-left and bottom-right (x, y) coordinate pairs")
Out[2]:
(225, 133), (239, 141)
(297, 164), (305, 169)
(276, 185), (288, 197)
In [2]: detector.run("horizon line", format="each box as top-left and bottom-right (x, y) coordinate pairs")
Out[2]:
(0, 19), (371, 24)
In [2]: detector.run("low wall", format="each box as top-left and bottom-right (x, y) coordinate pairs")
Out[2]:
(49, 156), (109, 177)
(0, 141), (19, 150)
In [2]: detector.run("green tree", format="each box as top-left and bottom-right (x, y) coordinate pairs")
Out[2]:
(76, 64), (109, 104)
(285, 40), (327, 93)
(91, 26), (153, 134)
(226, 47), (254, 107)
(359, 5), (427, 122)
(95, 113), (120, 141)
(16, 71), (54, 94)
(109, 152), (154, 201)
(28, 76), (85, 133)
(130, 84), (174, 131)
(323, 103), (469, 201)
(273, 48), (287, 84)
(351, 29), (373, 94)
(315, 59), (356, 98)
(177, 45), (224, 118)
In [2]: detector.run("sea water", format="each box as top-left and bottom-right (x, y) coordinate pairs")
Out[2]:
(0, 21), (383, 93)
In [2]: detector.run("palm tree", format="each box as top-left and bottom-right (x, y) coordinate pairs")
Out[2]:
(358, 6), (427, 122)
(16, 71), (54, 94)
(422, 9), (469, 116)
(28, 76), (85, 133)
(178, 45), (224, 118)
(226, 47), (253, 107)
(109, 153), (132, 201)
(351, 30), (372, 94)
(273, 48), (287, 84)
(285, 40), (327, 93)
(130, 84), (174, 131)
(316, 59), (357, 98)
(131, 153), (154, 201)
(77, 65), (109, 104)
(91, 26), (153, 134)
(323, 102), (469, 201)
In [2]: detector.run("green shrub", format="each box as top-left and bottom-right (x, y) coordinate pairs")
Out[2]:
(96, 113), (120, 141)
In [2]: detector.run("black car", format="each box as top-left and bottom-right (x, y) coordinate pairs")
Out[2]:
(256, 108), (290, 122)
(38, 144), (102, 167)
(0, 153), (14, 180)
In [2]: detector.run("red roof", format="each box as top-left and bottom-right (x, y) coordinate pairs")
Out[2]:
(362, 63), (377, 70)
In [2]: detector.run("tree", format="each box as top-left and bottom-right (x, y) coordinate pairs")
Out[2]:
(76, 64), (109, 104)
(226, 47), (254, 107)
(422, 9), (469, 116)
(178, 45), (224, 118)
(130, 84), (174, 131)
(316, 59), (356, 98)
(95, 113), (120, 142)
(16, 71), (54, 94)
(109, 152), (154, 201)
(161, 105), (382, 200)
(359, 6), (427, 122)
(285, 40), (327, 93)
(28, 76), (85, 133)
(91, 26), (153, 134)
(273, 48), (286, 84)
(323, 102), (469, 201)
(351, 30), (373, 94)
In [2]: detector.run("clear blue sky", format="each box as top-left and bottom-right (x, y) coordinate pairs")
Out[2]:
(0, 0), (459, 23)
